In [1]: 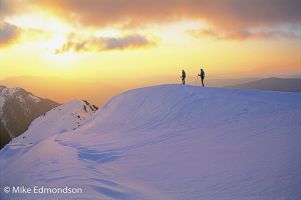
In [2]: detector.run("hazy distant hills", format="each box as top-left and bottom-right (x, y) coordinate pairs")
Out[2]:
(0, 86), (59, 149)
(0, 76), (122, 105)
(228, 78), (301, 92)
(205, 77), (261, 87)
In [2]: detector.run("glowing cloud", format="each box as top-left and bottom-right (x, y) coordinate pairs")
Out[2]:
(26, 0), (301, 31)
(188, 28), (301, 41)
(54, 34), (155, 54)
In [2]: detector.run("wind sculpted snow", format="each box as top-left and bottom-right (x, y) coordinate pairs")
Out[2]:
(1, 84), (301, 200)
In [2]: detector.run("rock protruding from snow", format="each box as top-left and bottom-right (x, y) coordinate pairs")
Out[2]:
(11, 99), (97, 146)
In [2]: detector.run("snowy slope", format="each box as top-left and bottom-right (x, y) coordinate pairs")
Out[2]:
(9, 99), (97, 146)
(1, 84), (301, 200)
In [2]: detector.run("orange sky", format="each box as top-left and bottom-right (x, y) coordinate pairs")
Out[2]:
(1, 0), (300, 104)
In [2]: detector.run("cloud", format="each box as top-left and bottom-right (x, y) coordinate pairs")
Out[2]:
(0, 0), (12, 20)
(55, 34), (155, 54)
(0, 0), (27, 20)
(32, 0), (301, 30)
(0, 22), (20, 46)
(187, 29), (301, 41)
(1, 0), (301, 43)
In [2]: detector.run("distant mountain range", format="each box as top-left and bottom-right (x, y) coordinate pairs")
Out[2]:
(0, 86), (59, 149)
(228, 78), (301, 92)
(205, 77), (261, 87)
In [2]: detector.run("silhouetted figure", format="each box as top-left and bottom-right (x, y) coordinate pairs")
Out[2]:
(181, 69), (186, 84)
(198, 68), (205, 87)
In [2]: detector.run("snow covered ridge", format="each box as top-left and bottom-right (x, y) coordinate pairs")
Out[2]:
(1, 84), (301, 200)
(0, 85), (59, 149)
(10, 99), (98, 146)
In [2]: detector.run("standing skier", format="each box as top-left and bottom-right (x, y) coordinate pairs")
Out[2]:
(181, 69), (186, 84)
(198, 68), (205, 87)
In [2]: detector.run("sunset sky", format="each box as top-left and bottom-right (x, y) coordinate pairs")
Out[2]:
(0, 0), (301, 104)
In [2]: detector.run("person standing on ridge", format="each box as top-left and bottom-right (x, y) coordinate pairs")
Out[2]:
(181, 69), (186, 84)
(198, 68), (205, 87)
